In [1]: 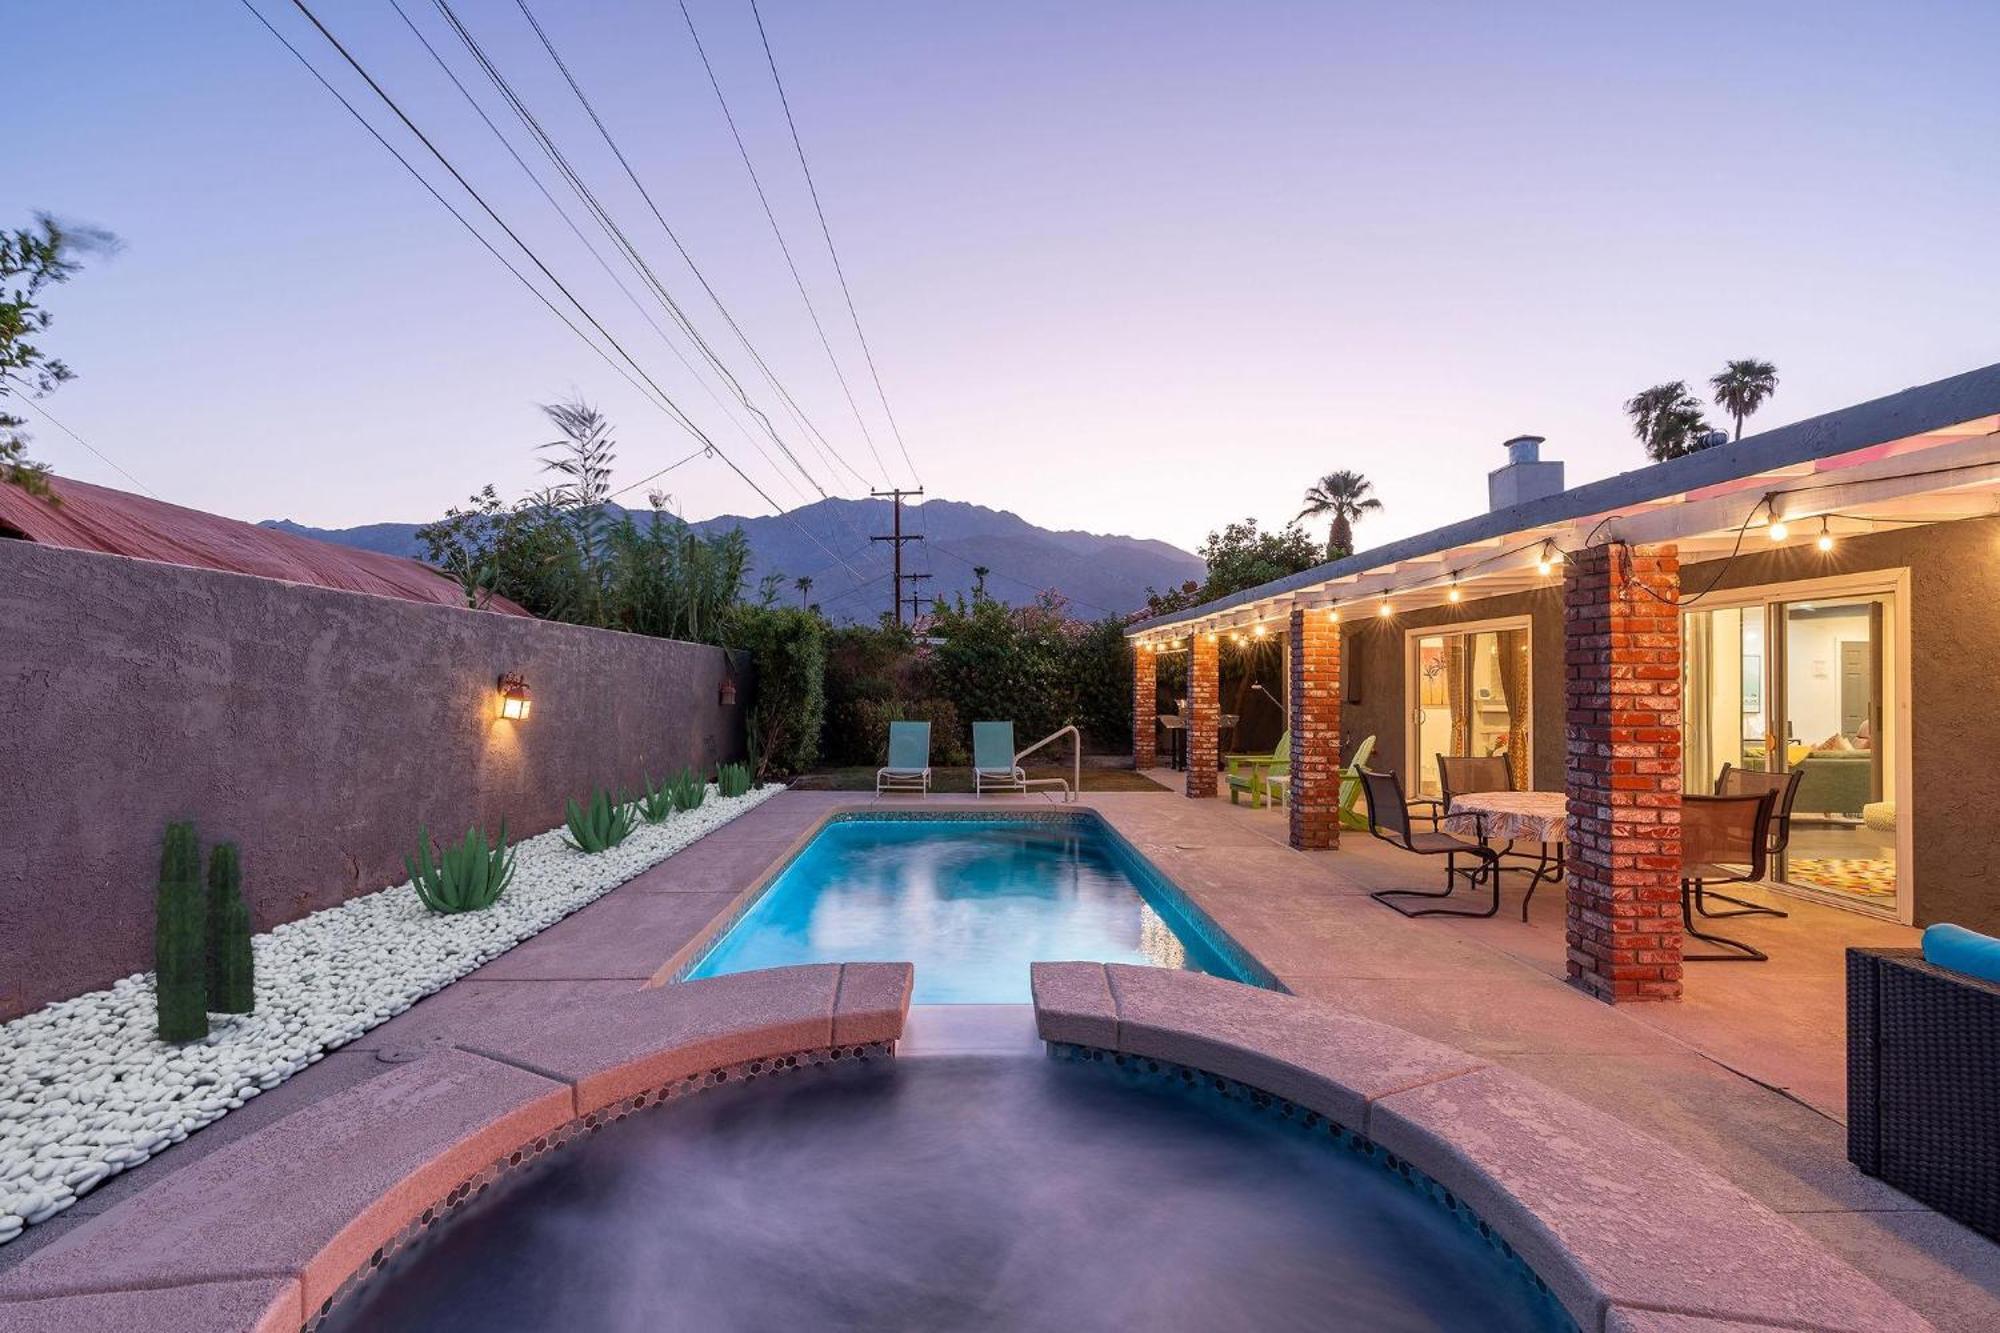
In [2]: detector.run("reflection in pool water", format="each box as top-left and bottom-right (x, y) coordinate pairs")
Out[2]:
(326, 1054), (1568, 1332)
(686, 817), (1252, 1003)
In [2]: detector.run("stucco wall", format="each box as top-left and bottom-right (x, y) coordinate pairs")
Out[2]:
(0, 540), (749, 1019)
(1340, 587), (1566, 792)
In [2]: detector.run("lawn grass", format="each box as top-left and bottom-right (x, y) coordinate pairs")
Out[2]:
(790, 765), (1169, 793)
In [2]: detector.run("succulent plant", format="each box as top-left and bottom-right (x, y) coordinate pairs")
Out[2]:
(716, 761), (753, 799)
(407, 822), (515, 913)
(668, 767), (706, 812)
(563, 788), (637, 854)
(206, 842), (255, 1014)
(154, 821), (208, 1042)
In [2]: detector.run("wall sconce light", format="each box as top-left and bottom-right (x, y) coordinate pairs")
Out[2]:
(718, 674), (739, 707)
(497, 672), (532, 720)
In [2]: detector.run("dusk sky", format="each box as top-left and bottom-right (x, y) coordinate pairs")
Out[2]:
(14, 0), (1999, 557)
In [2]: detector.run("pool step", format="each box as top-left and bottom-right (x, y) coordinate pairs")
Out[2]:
(897, 1004), (1042, 1057)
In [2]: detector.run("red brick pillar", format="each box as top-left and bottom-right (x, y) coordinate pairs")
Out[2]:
(1288, 608), (1341, 849)
(1564, 542), (1684, 1003)
(1132, 643), (1158, 770)
(1185, 631), (1219, 798)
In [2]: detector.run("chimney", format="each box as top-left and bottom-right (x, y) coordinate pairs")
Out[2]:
(1488, 435), (1564, 511)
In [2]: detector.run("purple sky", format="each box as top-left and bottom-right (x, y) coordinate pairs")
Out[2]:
(14, 0), (1999, 556)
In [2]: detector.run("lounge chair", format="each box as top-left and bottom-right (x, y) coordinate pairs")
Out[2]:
(973, 721), (1027, 795)
(876, 720), (932, 796)
(1225, 731), (1289, 806)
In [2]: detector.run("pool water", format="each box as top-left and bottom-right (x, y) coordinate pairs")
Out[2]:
(325, 1055), (1569, 1332)
(685, 816), (1252, 1003)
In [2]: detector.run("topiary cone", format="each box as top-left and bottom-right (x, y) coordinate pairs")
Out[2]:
(154, 821), (208, 1042)
(207, 842), (255, 1015)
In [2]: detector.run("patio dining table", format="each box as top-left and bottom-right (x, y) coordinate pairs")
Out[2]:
(1440, 790), (1567, 920)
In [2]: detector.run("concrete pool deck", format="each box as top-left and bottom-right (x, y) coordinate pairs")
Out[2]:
(4, 787), (1994, 1328)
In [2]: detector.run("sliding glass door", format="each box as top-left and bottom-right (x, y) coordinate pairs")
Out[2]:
(1682, 584), (1902, 916)
(1409, 619), (1532, 798)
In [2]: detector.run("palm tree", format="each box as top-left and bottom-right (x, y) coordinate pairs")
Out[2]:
(972, 565), (990, 600)
(1297, 470), (1382, 560)
(1710, 359), (1779, 441)
(1624, 381), (1716, 462)
(794, 574), (813, 609)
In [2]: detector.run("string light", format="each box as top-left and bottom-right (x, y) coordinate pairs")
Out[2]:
(1376, 597), (1393, 618)
(1447, 577), (1462, 604)
(1536, 541), (1562, 576)
(1327, 607), (1340, 622)
(1816, 516), (1836, 552)
(1767, 518), (1788, 541)
(1253, 623), (1268, 638)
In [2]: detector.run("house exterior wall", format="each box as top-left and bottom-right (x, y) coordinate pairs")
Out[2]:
(1340, 587), (1566, 790)
(1333, 518), (2000, 934)
(0, 540), (749, 1019)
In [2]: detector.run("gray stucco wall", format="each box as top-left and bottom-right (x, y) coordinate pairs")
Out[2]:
(1340, 587), (1566, 792)
(0, 540), (748, 1019)
(1331, 522), (2000, 932)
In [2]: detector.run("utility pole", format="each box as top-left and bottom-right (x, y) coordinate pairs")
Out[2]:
(904, 573), (934, 624)
(870, 487), (924, 625)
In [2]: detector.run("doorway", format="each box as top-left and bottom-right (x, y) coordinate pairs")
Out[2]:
(1407, 618), (1532, 798)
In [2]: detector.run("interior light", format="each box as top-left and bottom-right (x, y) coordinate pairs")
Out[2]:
(1817, 517), (1836, 552)
(497, 672), (532, 721)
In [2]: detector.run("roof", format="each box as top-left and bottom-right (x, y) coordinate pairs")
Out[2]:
(1130, 360), (2000, 636)
(0, 474), (531, 616)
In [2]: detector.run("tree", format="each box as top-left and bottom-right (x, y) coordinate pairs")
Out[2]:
(1142, 518), (1322, 618)
(1710, 359), (1779, 441)
(1624, 381), (1716, 462)
(795, 574), (813, 609)
(1296, 470), (1382, 559)
(971, 565), (990, 600)
(2, 213), (119, 500)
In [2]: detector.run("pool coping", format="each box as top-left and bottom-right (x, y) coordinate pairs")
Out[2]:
(656, 801), (1281, 993)
(0, 964), (913, 1333)
(1031, 962), (1933, 1333)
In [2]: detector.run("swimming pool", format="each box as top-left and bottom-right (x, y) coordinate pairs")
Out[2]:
(683, 813), (1265, 1003)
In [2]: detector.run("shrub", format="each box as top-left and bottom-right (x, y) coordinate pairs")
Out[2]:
(154, 821), (208, 1042)
(563, 788), (638, 853)
(1069, 615), (1134, 753)
(726, 606), (826, 778)
(821, 622), (923, 765)
(850, 697), (967, 767)
(716, 761), (753, 799)
(206, 842), (255, 1014)
(407, 823), (516, 913)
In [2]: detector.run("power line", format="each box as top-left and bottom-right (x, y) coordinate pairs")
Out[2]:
(9, 398), (158, 498)
(748, 0), (920, 488)
(388, 0), (810, 508)
(507, 0), (886, 496)
(246, 0), (869, 582)
(675, 0), (888, 491)
(870, 486), (924, 624)
(432, 0), (823, 504)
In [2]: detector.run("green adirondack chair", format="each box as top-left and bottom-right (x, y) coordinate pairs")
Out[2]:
(1225, 731), (1290, 807)
(1262, 734), (1377, 822)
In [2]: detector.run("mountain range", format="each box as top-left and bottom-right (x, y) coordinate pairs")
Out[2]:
(259, 497), (1203, 622)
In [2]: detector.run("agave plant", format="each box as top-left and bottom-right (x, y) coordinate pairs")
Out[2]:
(668, 766), (707, 812)
(716, 761), (753, 799)
(564, 788), (638, 853)
(407, 822), (514, 914)
(637, 774), (675, 824)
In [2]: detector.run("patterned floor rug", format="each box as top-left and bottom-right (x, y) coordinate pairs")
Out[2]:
(1786, 858), (1897, 899)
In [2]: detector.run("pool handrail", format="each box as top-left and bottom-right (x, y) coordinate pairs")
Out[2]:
(1013, 724), (1080, 803)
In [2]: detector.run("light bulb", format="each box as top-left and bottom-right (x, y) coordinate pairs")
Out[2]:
(1376, 599), (1393, 618)
(1816, 518), (1835, 552)
(1447, 584), (1462, 603)
(1327, 607), (1340, 622)
(1768, 520), (1788, 542)
(1253, 624), (1268, 638)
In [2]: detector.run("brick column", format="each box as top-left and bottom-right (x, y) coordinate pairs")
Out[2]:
(1564, 542), (1683, 1003)
(1132, 643), (1158, 770)
(1185, 631), (1219, 798)
(1287, 608), (1341, 849)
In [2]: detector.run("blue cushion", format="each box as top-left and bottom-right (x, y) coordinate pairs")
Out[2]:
(1921, 924), (2000, 985)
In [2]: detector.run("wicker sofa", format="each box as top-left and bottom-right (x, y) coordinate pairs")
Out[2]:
(1847, 948), (2000, 1241)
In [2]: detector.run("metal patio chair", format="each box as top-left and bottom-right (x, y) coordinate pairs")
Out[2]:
(1360, 768), (1505, 918)
(1681, 791), (1779, 962)
(1697, 764), (1806, 921)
